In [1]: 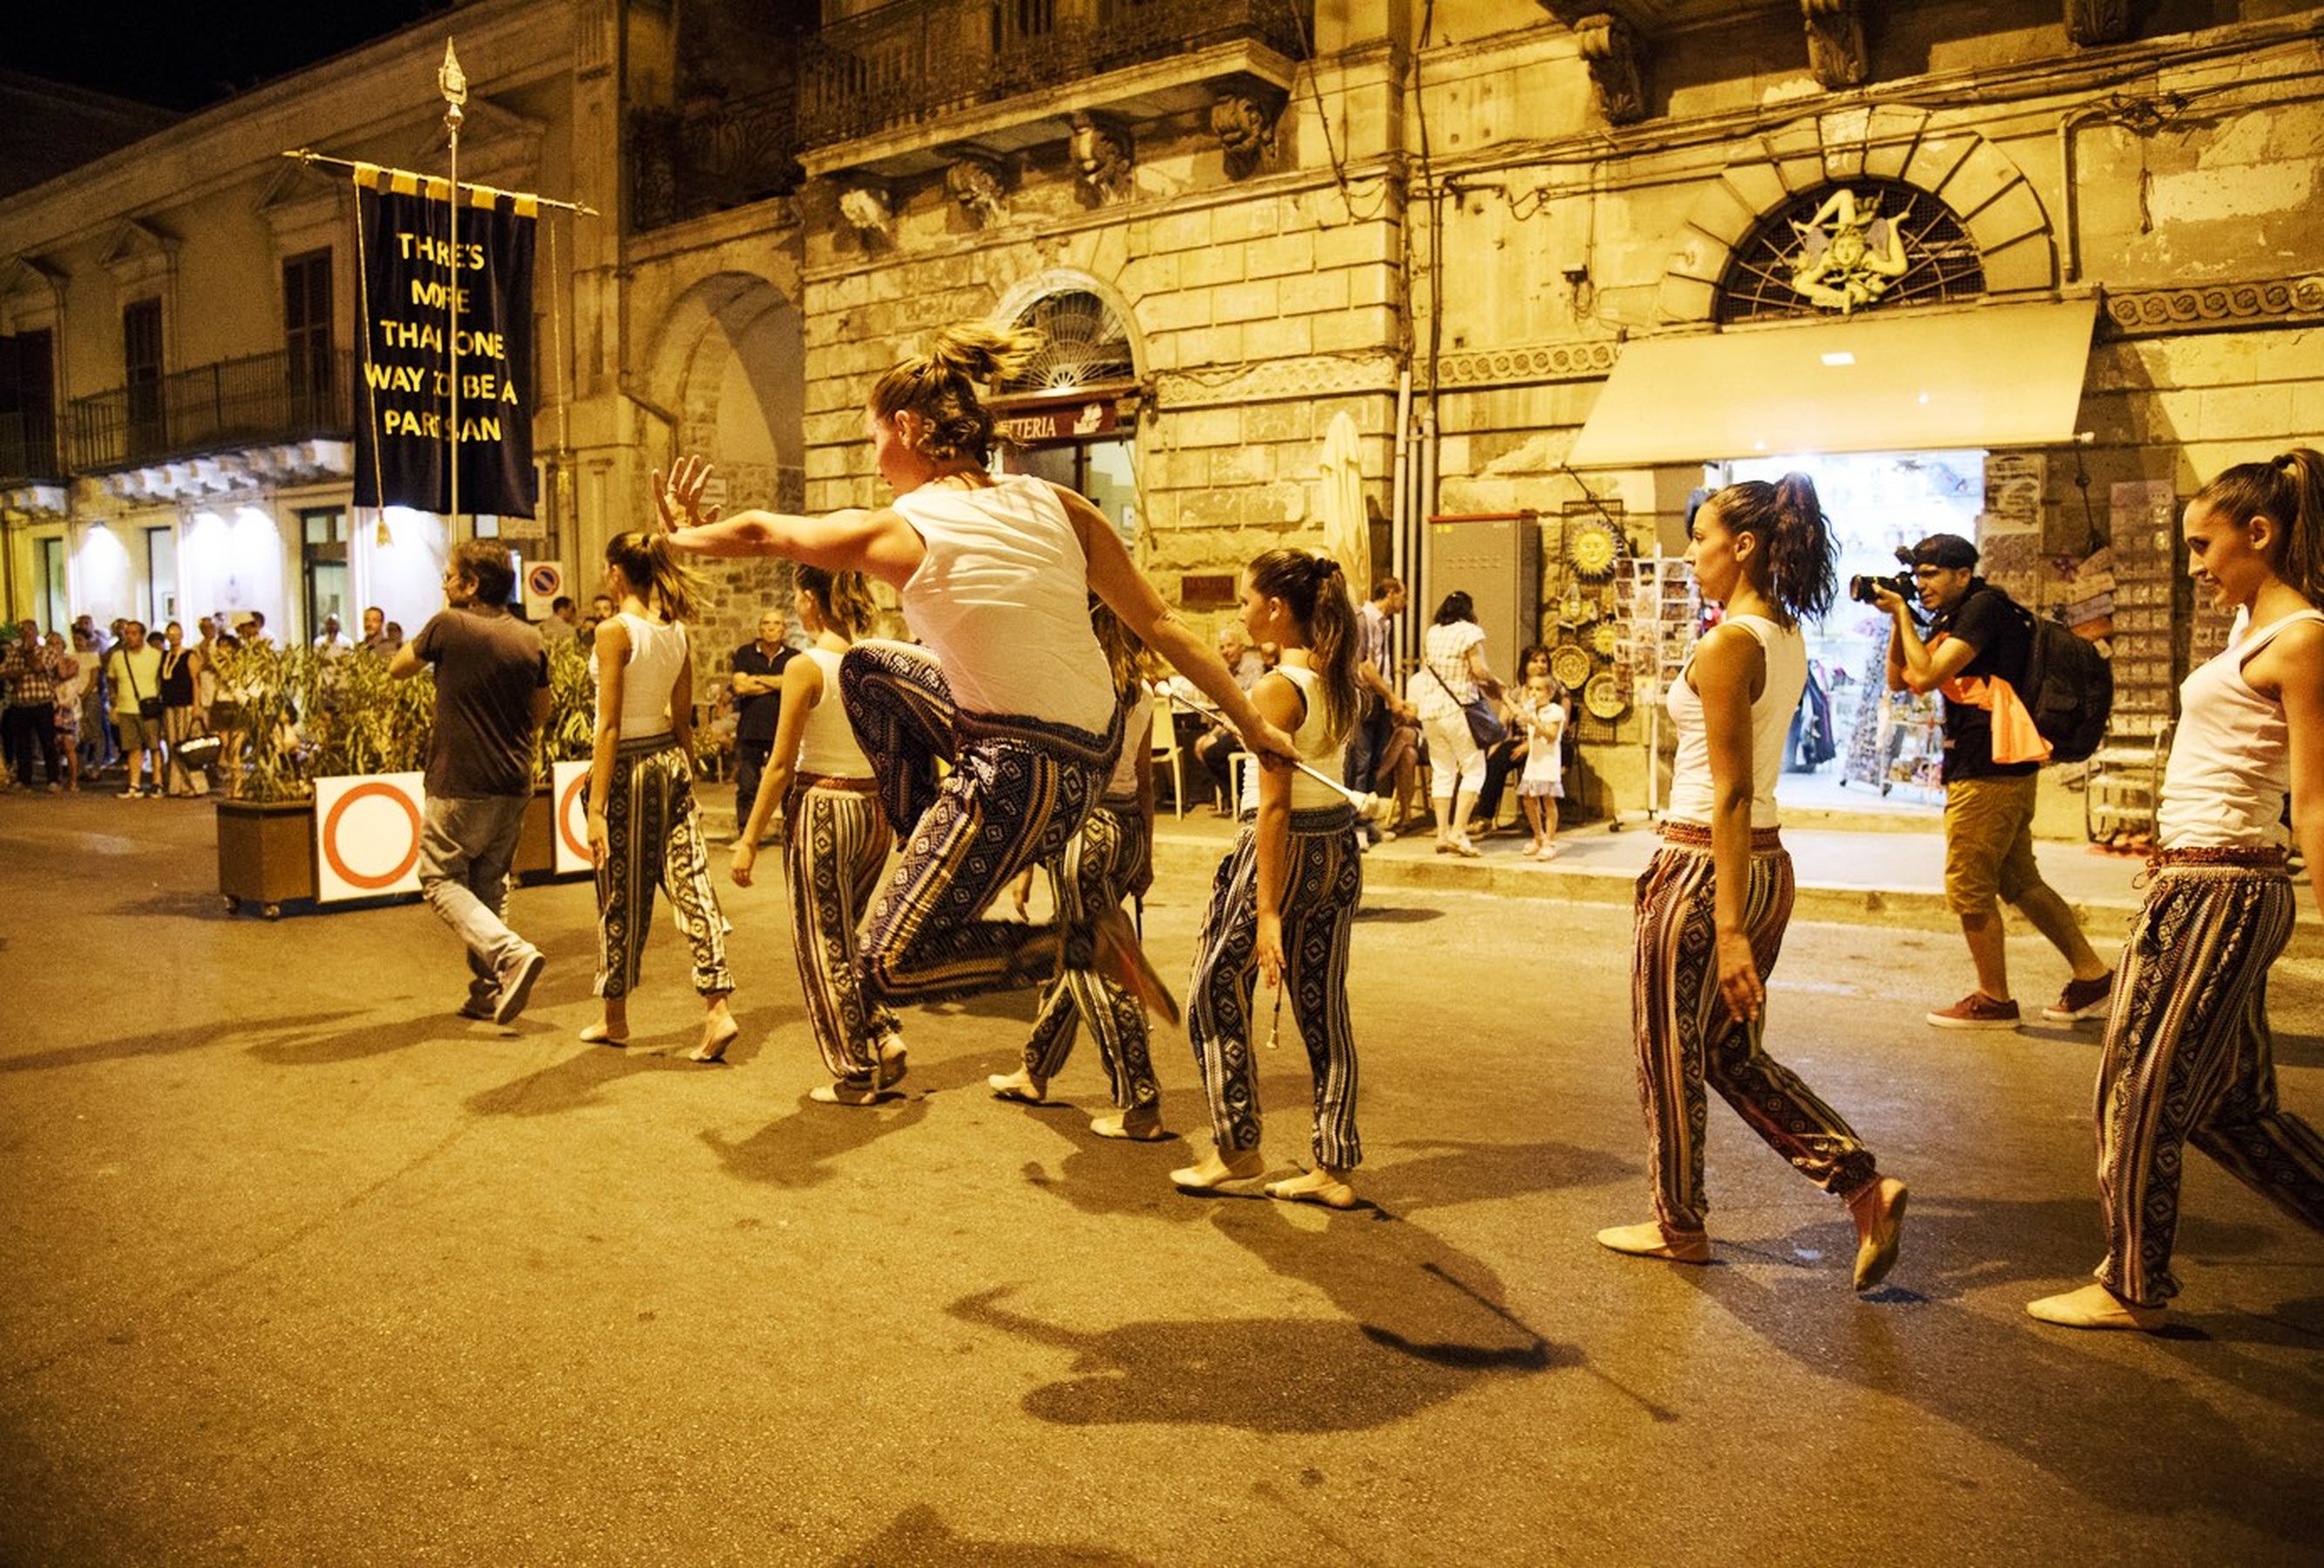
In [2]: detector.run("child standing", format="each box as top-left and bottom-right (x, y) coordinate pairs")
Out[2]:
(1511, 647), (1568, 859)
(1174, 550), (1367, 1208)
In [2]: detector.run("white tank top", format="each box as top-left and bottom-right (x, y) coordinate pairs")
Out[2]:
(1238, 663), (1350, 814)
(892, 474), (1115, 735)
(1665, 615), (1805, 829)
(1102, 686), (1153, 801)
(2155, 607), (2323, 850)
(590, 612), (689, 740)
(794, 645), (874, 779)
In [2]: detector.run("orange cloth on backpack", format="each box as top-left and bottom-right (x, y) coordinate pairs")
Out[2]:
(1939, 672), (2051, 765)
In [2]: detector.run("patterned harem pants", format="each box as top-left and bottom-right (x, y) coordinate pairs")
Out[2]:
(593, 735), (733, 1000)
(1024, 799), (1158, 1111)
(839, 640), (1118, 1006)
(785, 779), (900, 1081)
(1631, 825), (1878, 1233)
(2095, 859), (2324, 1305)
(1186, 803), (1363, 1170)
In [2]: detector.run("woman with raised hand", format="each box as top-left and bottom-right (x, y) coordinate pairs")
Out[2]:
(658, 321), (1294, 1029)
(729, 566), (906, 1105)
(1173, 549), (1368, 1208)
(2028, 449), (2324, 1332)
(1598, 476), (1907, 1291)
(584, 530), (738, 1063)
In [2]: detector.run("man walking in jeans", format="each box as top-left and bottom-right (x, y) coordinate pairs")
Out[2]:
(392, 540), (551, 1025)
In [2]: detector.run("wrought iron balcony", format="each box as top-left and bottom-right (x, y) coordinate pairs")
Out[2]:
(631, 87), (805, 232)
(67, 348), (352, 474)
(799, 0), (1309, 153)
(0, 410), (63, 485)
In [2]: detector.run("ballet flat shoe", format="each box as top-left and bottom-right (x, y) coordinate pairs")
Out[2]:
(1595, 1221), (1712, 1263)
(1090, 1112), (1171, 1141)
(2026, 1282), (2165, 1332)
(1848, 1178), (1908, 1293)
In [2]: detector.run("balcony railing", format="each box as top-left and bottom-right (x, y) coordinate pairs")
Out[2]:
(798, 0), (1309, 149)
(632, 86), (805, 232)
(67, 348), (353, 473)
(0, 409), (63, 484)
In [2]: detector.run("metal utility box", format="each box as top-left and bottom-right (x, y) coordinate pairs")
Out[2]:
(1422, 511), (1541, 683)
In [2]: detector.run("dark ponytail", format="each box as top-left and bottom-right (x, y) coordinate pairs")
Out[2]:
(1705, 471), (1837, 627)
(1247, 548), (1361, 748)
(2194, 446), (2324, 603)
(606, 529), (708, 623)
(794, 564), (878, 640)
(866, 321), (1044, 465)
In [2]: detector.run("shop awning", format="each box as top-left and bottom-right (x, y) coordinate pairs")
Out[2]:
(1565, 298), (2099, 467)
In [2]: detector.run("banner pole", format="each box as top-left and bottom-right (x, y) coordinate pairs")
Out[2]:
(440, 40), (468, 537)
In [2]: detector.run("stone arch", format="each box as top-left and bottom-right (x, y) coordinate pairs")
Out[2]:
(645, 271), (805, 513)
(1657, 107), (2055, 325)
(991, 267), (1148, 382)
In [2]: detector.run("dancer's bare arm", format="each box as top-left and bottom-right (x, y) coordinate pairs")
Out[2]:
(1694, 624), (1767, 1023)
(1250, 672), (1304, 989)
(2254, 618), (2324, 921)
(655, 455), (923, 586)
(585, 618), (630, 868)
(1054, 483), (1298, 765)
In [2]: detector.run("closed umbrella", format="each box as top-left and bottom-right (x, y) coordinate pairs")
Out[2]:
(1317, 409), (1368, 594)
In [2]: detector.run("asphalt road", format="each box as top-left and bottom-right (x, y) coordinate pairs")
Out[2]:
(2, 793), (2320, 1565)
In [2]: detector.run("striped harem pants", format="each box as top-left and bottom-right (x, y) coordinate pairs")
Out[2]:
(840, 640), (1118, 1006)
(1186, 803), (1363, 1170)
(1024, 797), (1158, 1111)
(1631, 823), (1878, 1233)
(785, 777), (900, 1081)
(2095, 849), (2324, 1306)
(593, 733), (733, 1000)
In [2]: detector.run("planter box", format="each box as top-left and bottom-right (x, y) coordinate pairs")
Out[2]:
(215, 797), (318, 916)
(517, 783), (555, 878)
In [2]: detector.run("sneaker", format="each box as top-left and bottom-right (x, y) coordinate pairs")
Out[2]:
(118, 787), (141, 798)
(492, 945), (547, 1025)
(2043, 970), (2114, 1024)
(1926, 991), (2022, 1030)
(456, 997), (497, 1021)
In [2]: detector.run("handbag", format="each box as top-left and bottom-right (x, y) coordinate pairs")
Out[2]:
(1427, 659), (1506, 749)
(125, 655), (162, 721)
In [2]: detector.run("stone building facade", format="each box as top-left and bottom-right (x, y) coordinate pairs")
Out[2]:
(7, 1), (2321, 816)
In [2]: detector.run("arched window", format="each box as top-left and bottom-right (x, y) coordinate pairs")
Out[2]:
(1718, 179), (1984, 324)
(998, 289), (1136, 394)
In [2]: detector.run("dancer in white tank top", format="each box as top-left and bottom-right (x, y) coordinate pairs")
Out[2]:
(656, 322), (1296, 1031)
(2029, 448), (2324, 1333)
(1598, 475), (1909, 1293)
(728, 566), (906, 1105)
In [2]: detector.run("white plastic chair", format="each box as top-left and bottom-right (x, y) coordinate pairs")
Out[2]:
(1150, 689), (1188, 818)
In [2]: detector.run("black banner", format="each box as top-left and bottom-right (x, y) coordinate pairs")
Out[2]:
(353, 166), (536, 517)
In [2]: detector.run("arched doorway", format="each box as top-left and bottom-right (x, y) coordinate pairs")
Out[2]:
(987, 277), (1143, 547)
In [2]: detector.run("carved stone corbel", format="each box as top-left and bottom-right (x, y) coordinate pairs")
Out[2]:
(1801, 0), (1868, 91)
(1066, 112), (1134, 206)
(943, 152), (1008, 226)
(836, 180), (894, 242)
(2064, 0), (2131, 45)
(1210, 89), (1284, 179)
(1574, 13), (1647, 126)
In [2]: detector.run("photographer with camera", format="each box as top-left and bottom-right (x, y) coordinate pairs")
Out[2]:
(1873, 534), (2111, 1031)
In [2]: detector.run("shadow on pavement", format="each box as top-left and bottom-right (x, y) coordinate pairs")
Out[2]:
(950, 1202), (1574, 1433)
(834, 1504), (1142, 1565)
(1351, 903), (1445, 925)
(466, 1040), (713, 1118)
(699, 1051), (994, 1187)
(0, 1010), (367, 1074)
(1361, 1136), (1637, 1213)
(1686, 1211), (2324, 1547)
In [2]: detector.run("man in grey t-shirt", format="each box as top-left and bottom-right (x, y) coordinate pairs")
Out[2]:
(391, 540), (551, 1025)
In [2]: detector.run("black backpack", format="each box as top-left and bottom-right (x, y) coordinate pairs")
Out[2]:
(2010, 597), (2113, 764)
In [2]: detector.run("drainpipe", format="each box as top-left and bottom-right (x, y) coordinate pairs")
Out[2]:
(2056, 102), (2115, 287)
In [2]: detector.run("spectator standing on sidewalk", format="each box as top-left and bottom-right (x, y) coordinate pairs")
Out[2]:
(2028, 449), (2324, 1333)
(3, 620), (64, 791)
(390, 541), (551, 1027)
(105, 622), (166, 799)
(357, 606), (395, 659)
(1875, 536), (2112, 1030)
(729, 606), (796, 841)
(49, 632), (84, 792)
(1345, 576), (1414, 842)
(158, 622), (205, 797)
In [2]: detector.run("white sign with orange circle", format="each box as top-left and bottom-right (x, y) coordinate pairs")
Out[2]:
(551, 760), (593, 875)
(314, 773), (428, 902)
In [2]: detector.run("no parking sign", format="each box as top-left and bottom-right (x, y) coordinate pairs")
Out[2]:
(552, 760), (593, 875)
(522, 560), (565, 621)
(314, 773), (428, 902)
